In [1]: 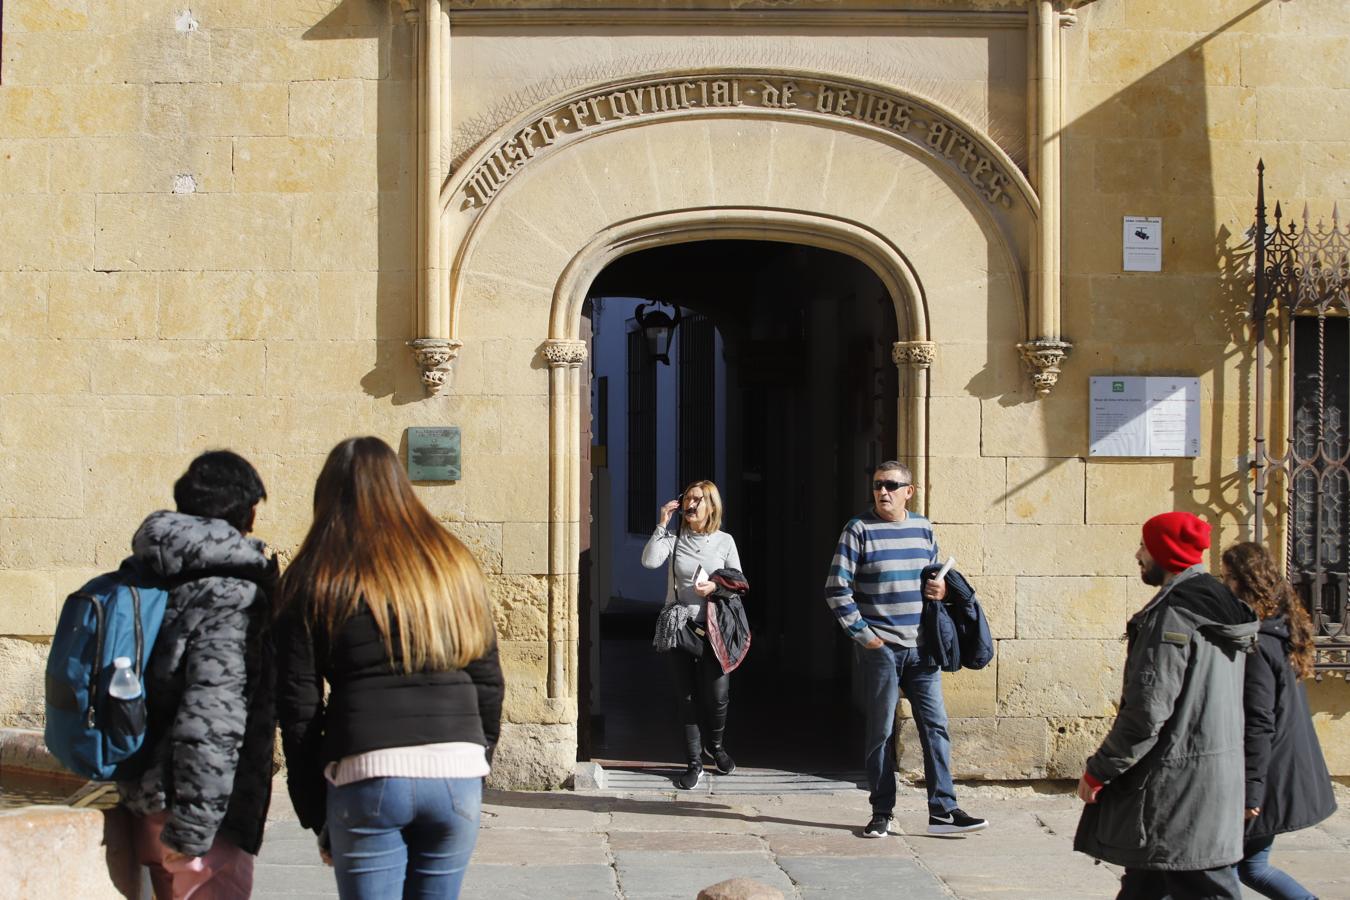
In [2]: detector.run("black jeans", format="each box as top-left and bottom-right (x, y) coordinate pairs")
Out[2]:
(1117, 865), (1242, 900)
(668, 644), (729, 764)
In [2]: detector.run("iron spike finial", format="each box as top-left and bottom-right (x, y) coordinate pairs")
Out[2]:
(1302, 202), (1311, 225)
(1333, 203), (1340, 227)
(1257, 158), (1265, 175)
(1274, 201), (1283, 221)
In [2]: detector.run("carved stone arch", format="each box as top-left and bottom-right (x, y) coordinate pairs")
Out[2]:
(444, 107), (1030, 706)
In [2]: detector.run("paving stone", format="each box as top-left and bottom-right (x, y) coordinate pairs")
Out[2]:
(615, 850), (793, 899)
(767, 831), (914, 858)
(777, 855), (950, 900)
(461, 863), (618, 899)
(608, 830), (765, 852)
(472, 826), (610, 864)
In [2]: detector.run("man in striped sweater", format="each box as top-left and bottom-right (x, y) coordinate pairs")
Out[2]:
(825, 460), (988, 838)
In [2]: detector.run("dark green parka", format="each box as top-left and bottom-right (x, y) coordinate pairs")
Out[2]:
(1074, 567), (1258, 871)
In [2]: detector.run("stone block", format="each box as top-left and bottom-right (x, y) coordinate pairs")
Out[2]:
(145, 82), (288, 137)
(927, 456), (1006, 525)
(0, 518), (97, 569)
(49, 136), (233, 195)
(503, 522), (548, 575)
(1086, 461), (1196, 525)
(0, 274), (48, 339)
(0, 638), (46, 727)
(94, 194), (293, 271)
(0, 195), (93, 271)
(0, 84), (142, 138)
(981, 383), (1087, 459)
(446, 521), (504, 575)
(457, 274), (555, 342)
(984, 525), (1139, 577)
(0, 572), (57, 636)
(81, 451), (186, 521)
(996, 639), (1125, 717)
(208, 28), (384, 83)
(0, 451), (84, 519)
(1307, 678), (1350, 776)
(288, 80), (365, 138)
(1015, 577), (1130, 639)
(0, 140), (49, 192)
(47, 272), (158, 339)
(91, 339), (265, 396)
(0, 806), (141, 900)
(263, 340), (382, 398)
(706, 120), (773, 207)
(941, 662), (997, 717)
(233, 136), (378, 194)
(1093, 138), (1165, 197)
(974, 575), (1015, 639)
(897, 715), (1049, 780)
(930, 525), (985, 577)
(159, 271), (326, 341)
(289, 192), (380, 272)
(8, 0), (90, 31)
(926, 396), (983, 456)
(1046, 715), (1116, 779)
(1005, 457), (1085, 525)
(488, 721), (577, 789)
(490, 576), (548, 642)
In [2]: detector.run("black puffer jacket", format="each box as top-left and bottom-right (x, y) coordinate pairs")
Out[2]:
(275, 599), (504, 834)
(117, 511), (278, 857)
(1243, 614), (1337, 840)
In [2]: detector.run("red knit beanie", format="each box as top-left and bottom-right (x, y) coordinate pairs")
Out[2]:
(1141, 512), (1211, 573)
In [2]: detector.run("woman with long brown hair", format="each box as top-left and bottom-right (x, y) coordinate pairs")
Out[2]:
(1221, 541), (1336, 900)
(275, 436), (503, 899)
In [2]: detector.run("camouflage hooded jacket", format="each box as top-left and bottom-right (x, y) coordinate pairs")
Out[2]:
(116, 511), (278, 857)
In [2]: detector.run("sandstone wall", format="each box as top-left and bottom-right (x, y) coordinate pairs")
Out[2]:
(1, 0), (1346, 786)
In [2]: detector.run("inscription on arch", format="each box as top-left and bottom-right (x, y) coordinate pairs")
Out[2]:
(458, 73), (1025, 215)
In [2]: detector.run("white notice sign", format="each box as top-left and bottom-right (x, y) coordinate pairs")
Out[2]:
(1123, 216), (1162, 272)
(1090, 376), (1200, 457)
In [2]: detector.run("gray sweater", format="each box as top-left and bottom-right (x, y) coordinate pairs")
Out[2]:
(641, 526), (741, 623)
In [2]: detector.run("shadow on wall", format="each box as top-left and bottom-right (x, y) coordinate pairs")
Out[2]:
(1002, 3), (1275, 527)
(305, 2), (424, 406)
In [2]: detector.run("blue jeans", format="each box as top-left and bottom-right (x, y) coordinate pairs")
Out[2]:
(327, 776), (482, 900)
(1238, 835), (1317, 900)
(857, 643), (956, 816)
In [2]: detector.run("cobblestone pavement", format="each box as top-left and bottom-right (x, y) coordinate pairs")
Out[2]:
(255, 774), (1350, 899)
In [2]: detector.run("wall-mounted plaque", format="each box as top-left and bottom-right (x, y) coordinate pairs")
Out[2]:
(407, 427), (461, 482)
(1123, 216), (1163, 272)
(1090, 377), (1200, 458)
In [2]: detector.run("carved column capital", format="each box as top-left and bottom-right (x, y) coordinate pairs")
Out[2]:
(409, 338), (462, 393)
(541, 339), (588, 368)
(1017, 338), (1073, 398)
(892, 340), (937, 370)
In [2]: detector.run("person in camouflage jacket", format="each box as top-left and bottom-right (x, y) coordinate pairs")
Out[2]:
(116, 451), (278, 899)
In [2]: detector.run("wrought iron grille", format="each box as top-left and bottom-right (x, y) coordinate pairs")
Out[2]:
(1251, 161), (1350, 675)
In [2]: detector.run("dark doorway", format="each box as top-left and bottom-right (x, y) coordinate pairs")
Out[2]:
(579, 240), (899, 774)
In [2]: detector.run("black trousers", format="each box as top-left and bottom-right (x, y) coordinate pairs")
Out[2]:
(668, 644), (729, 764)
(1117, 865), (1242, 900)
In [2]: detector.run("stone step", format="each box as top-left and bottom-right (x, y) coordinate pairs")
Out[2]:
(586, 764), (865, 794)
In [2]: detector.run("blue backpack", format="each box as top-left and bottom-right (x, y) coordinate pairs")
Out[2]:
(44, 561), (171, 781)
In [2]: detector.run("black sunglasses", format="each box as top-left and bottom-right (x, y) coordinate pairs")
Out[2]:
(872, 480), (910, 492)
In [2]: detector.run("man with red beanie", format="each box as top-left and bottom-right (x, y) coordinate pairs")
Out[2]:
(1073, 512), (1258, 900)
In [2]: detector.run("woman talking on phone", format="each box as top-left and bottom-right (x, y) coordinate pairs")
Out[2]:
(641, 480), (743, 790)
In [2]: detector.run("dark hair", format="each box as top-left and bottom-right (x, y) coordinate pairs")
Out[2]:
(173, 450), (267, 533)
(1220, 541), (1316, 679)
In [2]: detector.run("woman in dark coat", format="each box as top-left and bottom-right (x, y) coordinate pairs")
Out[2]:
(275, 437), (503, 900)
(1222, 542), (1337, 900)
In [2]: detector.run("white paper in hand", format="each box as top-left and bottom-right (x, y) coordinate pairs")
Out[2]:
(934, 556), (956, 582)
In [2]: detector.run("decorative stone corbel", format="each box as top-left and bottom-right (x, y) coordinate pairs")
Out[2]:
(891, 340), (937, 369)
(409, 338), (462, 392)
(1017, 338), (1073, 397)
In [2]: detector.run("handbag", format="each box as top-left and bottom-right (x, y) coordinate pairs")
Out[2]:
(674, 620), (707, 657)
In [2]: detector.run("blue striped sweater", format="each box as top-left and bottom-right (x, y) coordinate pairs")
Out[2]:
(824, 511), (939, 648)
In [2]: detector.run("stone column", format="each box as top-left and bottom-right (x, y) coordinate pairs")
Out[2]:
(893, 341), (935, 516)
(1023, 0), (1074, 397)
(404, 0), (456, 393)
(542, 339), (587, 698)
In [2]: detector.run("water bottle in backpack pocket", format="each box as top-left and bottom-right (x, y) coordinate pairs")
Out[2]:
(44, 562), (170, 781)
